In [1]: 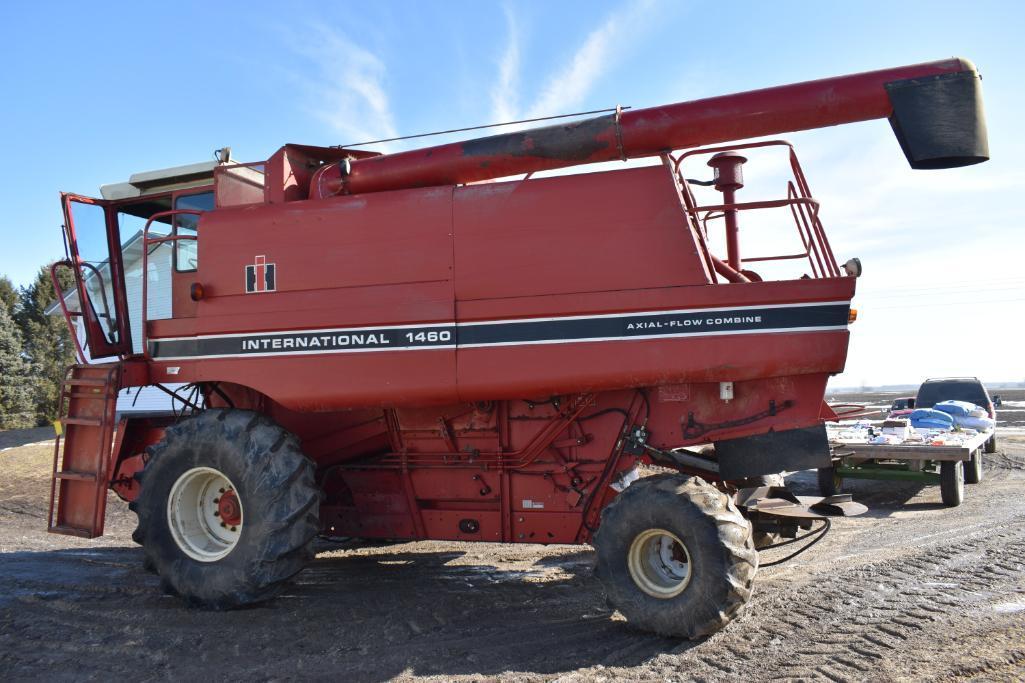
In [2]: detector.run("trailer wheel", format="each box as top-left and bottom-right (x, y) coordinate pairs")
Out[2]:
(940, 460), (964, 507)
(964, 448), (983, 485)
(130, 409), (319, 608)
(594, 474), (757, 638)
(817, 466), (841, 497)
(984, 434), (997, 454)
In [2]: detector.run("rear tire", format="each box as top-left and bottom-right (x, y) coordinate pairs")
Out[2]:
(131, 409), (319, 608)
(964, 449), (983, 485)
(940, 460), (964, 507)
(593, 474), (757, 639)
(817, 466), (841, 497)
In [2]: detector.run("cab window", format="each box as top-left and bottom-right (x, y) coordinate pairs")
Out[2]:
(174, 191), (214, 272)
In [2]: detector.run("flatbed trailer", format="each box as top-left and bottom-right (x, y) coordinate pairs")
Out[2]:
(821, 429), (991, 507)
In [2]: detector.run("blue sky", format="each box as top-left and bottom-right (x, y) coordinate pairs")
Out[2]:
(1, 1), (1023, 385)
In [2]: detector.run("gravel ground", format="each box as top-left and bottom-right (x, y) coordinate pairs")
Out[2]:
(1, 432), (1024, 682)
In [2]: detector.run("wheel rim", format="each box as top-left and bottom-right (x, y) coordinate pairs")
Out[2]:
(627, 528), (692, 598)
(167, 467), (243, 562)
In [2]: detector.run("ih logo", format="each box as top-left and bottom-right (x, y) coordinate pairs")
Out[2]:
(245, 255), (276, 294)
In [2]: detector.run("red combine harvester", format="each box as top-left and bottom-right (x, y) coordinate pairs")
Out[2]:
(49, 58), (987, 637)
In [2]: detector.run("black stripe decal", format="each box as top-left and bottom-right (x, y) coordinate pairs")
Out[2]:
(459, 304), (848, 346)
(148, 303), (849, 359)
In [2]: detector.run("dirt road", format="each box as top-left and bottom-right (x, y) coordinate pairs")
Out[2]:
(2, 434), (1024, 681)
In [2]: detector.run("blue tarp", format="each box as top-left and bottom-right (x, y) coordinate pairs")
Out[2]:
(910, 408), (955, 430)
(933, 400), (981, 418)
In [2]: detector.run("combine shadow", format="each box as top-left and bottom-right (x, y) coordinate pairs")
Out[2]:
(0, 543), (694, 681)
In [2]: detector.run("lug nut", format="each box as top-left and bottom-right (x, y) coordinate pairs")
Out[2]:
(230, 526), (238, 532)
(220, 522), (227, 528)
(214, 511), (220, 516)
(219, 488), (225, 493)
(213, 498), (220, 504)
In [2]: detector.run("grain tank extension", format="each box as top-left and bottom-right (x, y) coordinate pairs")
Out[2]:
(48, 58), (987, 637)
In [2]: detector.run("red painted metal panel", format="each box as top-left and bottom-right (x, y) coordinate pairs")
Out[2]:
(197, 186), (454, 301)
(455, 331), (847, 404)
(512, 512), (588, 545)
(146, 184), (461, 406)
(410, 469), (501, 502)
(453, 166), (709, 301)
(421, 511), (502, 542)
(455, 276), (855, 322)
(181, 350), (458, 411)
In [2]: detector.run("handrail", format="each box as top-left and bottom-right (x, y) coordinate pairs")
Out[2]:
(674, 140), (841, 280)
(673, 139), (798, 174)
(49, 261), (87, 364)
(76, 262), (118, 330)
(140, 209), (202, 359)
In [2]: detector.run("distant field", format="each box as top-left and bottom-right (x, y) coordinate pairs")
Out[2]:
(828, 388), (1025, 429)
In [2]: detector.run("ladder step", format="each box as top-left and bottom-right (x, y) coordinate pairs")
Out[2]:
(65, 378), (109, 387)
(48, 524), (95, 539)
(54, 470), (97, 482)
(63, 391), (110, 401)
(61, 416), (103, 427)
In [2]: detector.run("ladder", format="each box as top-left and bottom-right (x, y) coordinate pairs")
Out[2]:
(48, 364), (121, 538)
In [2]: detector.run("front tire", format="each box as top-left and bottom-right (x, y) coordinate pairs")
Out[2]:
(593, 474), (757, 639)
(131, 410), (319, 608)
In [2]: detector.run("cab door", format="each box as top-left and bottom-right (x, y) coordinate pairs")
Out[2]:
(61, 193), (133, 359)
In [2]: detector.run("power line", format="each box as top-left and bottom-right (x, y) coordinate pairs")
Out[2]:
(336, 106), (631, 148)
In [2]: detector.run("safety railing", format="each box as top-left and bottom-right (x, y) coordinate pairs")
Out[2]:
(49, 261), (87, 364)
(673, 140), (841, 282)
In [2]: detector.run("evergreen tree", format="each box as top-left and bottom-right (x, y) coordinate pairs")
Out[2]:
(17, 265), (78, 425)
(0, 303), (34, 429)
(0, 275), (17, 314)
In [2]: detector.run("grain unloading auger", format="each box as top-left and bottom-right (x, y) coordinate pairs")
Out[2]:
(49, 58), (987, 637)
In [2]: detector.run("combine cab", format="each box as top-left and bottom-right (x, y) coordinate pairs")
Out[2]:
(49, 58), (988, 637)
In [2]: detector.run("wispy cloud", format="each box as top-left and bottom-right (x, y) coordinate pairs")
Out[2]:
(525, 0), (654, 119)
(278, 24), (398, 149)
(489, 0), (655, 128)
(490, 5), (520, 124)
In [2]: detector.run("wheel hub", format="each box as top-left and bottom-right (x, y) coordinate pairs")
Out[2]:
(627, 528), (692, 599)
(217, 489), (242, 527)
(167, 467), (244, 562)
